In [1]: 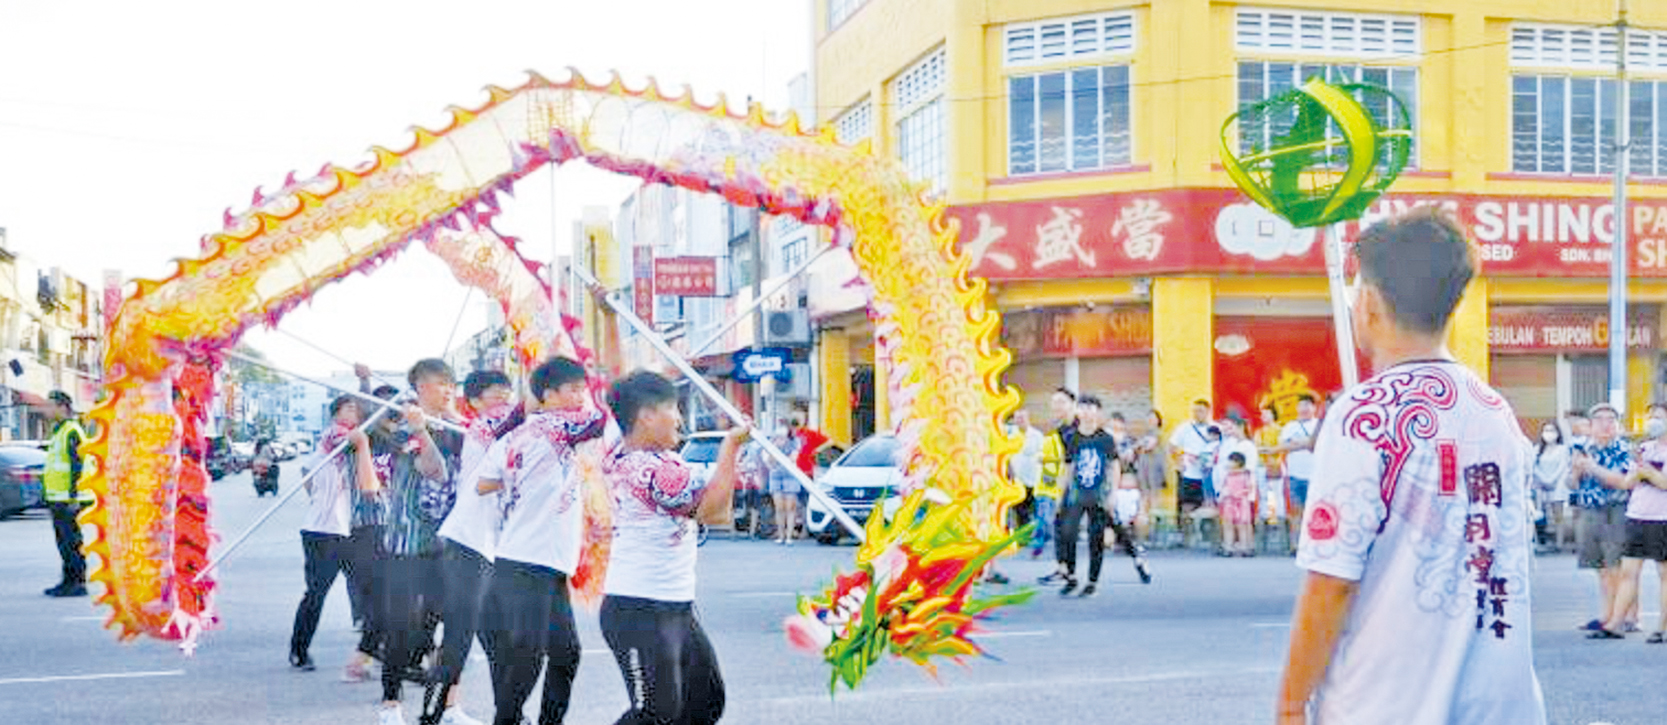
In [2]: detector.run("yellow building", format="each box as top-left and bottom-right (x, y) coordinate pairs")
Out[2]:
(813, 0), (1667, 468)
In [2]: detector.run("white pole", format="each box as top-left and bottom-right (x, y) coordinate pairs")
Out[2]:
(572, 265), (867, 540)
(1610, 1), (1631, 415)
(1322, 223), (1360, 389)
(194, 405), (392, 582)
(688, 243), (833, 359)
(222, 350), (466, 435)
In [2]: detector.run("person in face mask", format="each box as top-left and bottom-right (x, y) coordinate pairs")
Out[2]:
(1590, 404), (1667, 642)
(1533, 421), (1572, 554)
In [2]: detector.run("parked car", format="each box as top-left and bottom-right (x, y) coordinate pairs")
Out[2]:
(805, 435), (903, 545)
(0, 445), (47, 519)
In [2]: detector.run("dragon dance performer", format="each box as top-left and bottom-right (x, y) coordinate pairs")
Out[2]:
(289, 395), (382, 672)
(601, 371), (748, 725)
(376, 360), (466, 725)
(421, 370), (527, 725)
(475, 358), (606, 725)
(1276, 210), (1546, 724)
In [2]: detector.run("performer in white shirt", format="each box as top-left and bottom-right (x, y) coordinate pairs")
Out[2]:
(1277, 209), (1546, 725)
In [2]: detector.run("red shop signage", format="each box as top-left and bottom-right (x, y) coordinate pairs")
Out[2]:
(1003, 307), (1152, 357)
(949, 190), (1667, 281)
(632, 246), (655, 325)
(653, 257), (718, 297)
(1488, 306), (1658, 353)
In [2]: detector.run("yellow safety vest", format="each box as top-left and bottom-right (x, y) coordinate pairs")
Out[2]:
(1037, 431), (1066, 500)
(43, 419), (92, 504)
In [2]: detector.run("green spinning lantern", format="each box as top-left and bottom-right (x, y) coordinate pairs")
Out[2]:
(1219, 77), (1414, 387)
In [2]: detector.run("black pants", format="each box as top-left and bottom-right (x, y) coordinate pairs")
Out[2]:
(487, 560), (580, 725)
(434, 540), (496, 687)
(290, 531), (351, 659)
(1011, 487), (1035, 533)
(600, 595), (725, 725)
(348, 525), (384, 657)
(1058, 492), (1140, 583)
(381, 553), (443, 702)
(49, 502), (85, 587)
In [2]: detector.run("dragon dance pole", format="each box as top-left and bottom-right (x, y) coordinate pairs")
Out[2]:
(223, 350), (467, 434)
(686, 243), (834, 359)
(1322, 223), (1360, 390)
(571, 265), (867, 540)
(194, 403), (393, 583)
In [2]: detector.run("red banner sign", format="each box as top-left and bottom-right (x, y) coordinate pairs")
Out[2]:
(654, 257), (718, 297)
(1002, 307), (1152, 357)
(950, 189), (1667, 281)
(632, 246), (655, 326)
(1488, 306), (1658, 353)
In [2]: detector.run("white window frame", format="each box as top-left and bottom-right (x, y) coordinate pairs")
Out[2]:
(1510, 74), (1663, 177)
(1007, 64), (1135, 176)
(827, 0), (865, 32)
(1235, 7), (1420, 59)
(1234, 61), (1420, 169)
(894, 48), (948, 193)
(1004, 11), (1137, 68)
(834, 100), (873, 145)
(1511, 23), (1667, 73)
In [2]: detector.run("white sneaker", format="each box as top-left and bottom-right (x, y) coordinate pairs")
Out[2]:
(378, 705), (407, 725)
(440, 707), (485, 725)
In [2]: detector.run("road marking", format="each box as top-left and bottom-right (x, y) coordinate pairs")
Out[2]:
(0, 670), (185, 686)
(583, 648), (611, 656)
(758, 667), (1280, 705)
(976, 630), (1052, 639)
(731, 591), (797, 598)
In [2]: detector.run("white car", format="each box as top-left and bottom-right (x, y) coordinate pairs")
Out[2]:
(678, 432), (729, 491)
(805, 435), (902, 545)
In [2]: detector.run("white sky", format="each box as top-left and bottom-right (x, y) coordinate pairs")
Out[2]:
(0, 0), (810, 377)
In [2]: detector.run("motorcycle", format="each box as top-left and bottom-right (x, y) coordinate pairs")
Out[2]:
(251, 444), (279, 497)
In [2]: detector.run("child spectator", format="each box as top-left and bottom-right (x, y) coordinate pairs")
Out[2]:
(1220, 452), (1257, 557)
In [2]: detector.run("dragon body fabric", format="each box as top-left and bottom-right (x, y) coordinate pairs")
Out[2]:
(85, 71), (1025, 673)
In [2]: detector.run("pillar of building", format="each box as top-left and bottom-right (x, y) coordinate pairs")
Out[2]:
(1447, 278), (1489, 381)
(818, 328), (852, 446)
(1151, 277), (1214, 519)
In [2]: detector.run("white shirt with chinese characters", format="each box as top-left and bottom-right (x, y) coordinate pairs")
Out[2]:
(1297, 361), (1546, 725)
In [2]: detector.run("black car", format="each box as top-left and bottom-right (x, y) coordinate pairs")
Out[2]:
(205, 436), (239, 481)
(0, 444), (47, 519)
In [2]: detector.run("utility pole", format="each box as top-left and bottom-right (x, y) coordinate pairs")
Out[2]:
(1610, 0), (1631, 415)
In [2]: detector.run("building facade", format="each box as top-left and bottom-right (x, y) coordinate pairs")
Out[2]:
(813, 0), (1667, 466)
(0, 229), (106, 439)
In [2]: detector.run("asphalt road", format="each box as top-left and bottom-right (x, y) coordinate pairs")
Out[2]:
(0, 466), (1661, 724)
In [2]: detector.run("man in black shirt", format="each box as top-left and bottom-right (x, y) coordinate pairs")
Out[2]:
(1058, 396), (1152, 597)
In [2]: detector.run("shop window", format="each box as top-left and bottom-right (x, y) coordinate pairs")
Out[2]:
(1510, 76), (1667, 176)
(1009, 65), (1132, 175)
(895, 49), (947, 194)
(827, 0), (865, 32)
(1511, 23), (1667, 73)
(834, 100), (873, 145)
(1236, 61), (1418, 167)
(1236, 8), (1419, 58)
(1004, 11), (1136, 68)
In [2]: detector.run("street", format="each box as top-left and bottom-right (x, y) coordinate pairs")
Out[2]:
(0, 466), (1660, 725)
